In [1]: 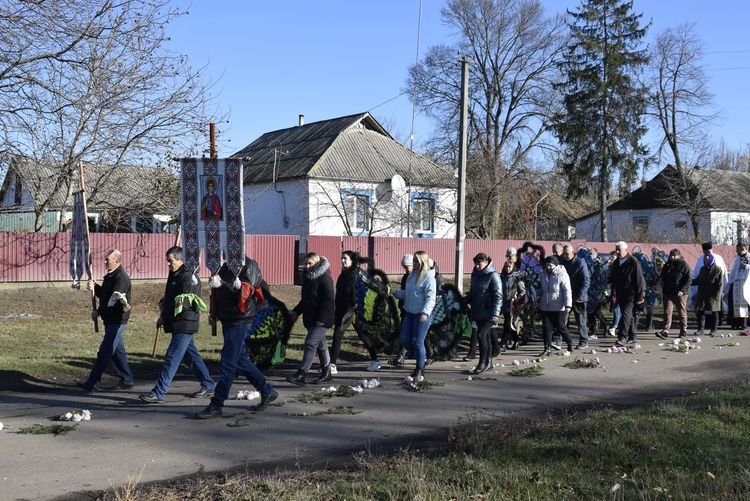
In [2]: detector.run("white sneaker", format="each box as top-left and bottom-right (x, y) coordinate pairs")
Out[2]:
(366, 360), (381, 372)
(329, 364), (338, 375)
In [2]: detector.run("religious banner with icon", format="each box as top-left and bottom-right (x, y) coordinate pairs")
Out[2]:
(180, 158), (245, 274)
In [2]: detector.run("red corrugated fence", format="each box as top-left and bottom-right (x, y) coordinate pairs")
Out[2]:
(1, 232), (741, 285)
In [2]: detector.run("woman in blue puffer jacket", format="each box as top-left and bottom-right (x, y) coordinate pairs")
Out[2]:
(391, 250), (436, 381)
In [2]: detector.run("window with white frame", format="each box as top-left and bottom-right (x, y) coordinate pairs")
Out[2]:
(412, 196), (435, 233)
(344, 192), (370, 232)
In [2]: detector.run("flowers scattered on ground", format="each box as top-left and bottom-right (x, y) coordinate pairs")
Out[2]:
(715, 341), (741, 348)
(0, 421), (4, 430)
(403, 376), (443, 392)
(564, 356), (601, 369)
(236, 390), (260, 400)
(357, 378), (381, 389)
(57, 409), (91, 422)
(509, 365), (544, 377)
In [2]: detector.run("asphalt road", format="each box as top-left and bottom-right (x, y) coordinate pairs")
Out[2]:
(1, 332), (749, 501)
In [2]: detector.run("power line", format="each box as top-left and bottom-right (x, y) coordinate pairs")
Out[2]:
(367, 91), (408, 112)
(705, 66), (750, 71)
(703, 49), (750, 54)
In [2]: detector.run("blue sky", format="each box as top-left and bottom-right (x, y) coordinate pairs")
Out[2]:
(168, 1), (749, 170)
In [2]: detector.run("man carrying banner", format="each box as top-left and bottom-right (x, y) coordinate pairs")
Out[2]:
(196, 258), (278, 419)
(78, 249), (134, 391)
(139, 246), (215, 403)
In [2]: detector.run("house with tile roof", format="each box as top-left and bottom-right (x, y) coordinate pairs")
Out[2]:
(0, 157), (177, 232)
(575, 165), (750, 244)
(232, 113), (457, 239)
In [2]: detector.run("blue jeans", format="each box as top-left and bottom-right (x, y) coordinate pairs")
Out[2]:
(85, 323), (133, 387)
(400, 312), (432, 369)
(609, 304), (622, 330)
(151, 333), (214, 399)
(210, 322), (274, 409)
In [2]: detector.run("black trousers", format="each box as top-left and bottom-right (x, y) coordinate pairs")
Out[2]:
(476, 320), (495, 364)
(330, 308), (378, 364)
(696, 310), (718, 332)
(617, 299), (637, 341)
(541, 310), (572, 349)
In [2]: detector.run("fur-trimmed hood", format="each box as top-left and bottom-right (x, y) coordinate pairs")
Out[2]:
(303, 256), (330, 281)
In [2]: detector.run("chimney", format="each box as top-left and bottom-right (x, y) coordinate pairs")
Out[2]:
(298, 114), (304, 126)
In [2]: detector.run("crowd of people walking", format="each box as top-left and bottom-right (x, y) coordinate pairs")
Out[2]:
(77, 238), (750, 418)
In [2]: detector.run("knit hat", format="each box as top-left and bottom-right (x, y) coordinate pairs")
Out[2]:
(401, 254), (414, 267)
(545, 256), (559, 266)
(701, 241), (713, 252)
(506, 247), (517, 257)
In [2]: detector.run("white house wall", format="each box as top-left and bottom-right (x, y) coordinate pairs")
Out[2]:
(243, 180), (309, 236)
(575, 208), (709, 243)
(710, 211), (750, 245)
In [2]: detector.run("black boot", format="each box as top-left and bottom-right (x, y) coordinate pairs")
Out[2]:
(286, 369), (306, 385)
(411, 367), (424, 380)
(538, 347), (551, 357)
(473, 358), (489, 374)
(463, 330), (477, 360)
(695, 313), (705, 336)
(314, 349), (331, 383)
(645, 310), (654, 332)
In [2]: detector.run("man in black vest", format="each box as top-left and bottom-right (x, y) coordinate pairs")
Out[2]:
(139, 246), (215, 403)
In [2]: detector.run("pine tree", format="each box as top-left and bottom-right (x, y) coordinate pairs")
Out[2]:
(554, 0), (650, 241)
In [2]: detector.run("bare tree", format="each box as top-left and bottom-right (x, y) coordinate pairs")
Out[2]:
(648, 23), (717, 169)
(407, 0), (565, 238)
(646, 23), (720, 242)
(0, 0), (216, 230)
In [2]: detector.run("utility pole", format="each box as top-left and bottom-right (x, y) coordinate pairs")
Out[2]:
(209, 122), (217, 159)
(454, 57), (468, 294)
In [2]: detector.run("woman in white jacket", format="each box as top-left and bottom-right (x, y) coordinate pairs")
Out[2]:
(391, 251), (436, 381)
(538, 256), (573, 357)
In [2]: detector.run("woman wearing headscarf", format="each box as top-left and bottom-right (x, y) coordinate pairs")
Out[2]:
(390, 250), (436, 381)
(692, 252), (724, 337)
(467, 253), (502, 373)
(538, 256), (573, 357)
(287, 252), (335, 385)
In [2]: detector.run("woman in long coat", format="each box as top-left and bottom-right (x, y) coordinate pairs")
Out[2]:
(692, 253), (724, 337)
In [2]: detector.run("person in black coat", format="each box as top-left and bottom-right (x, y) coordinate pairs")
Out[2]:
(79, 249), (134, 391)
(287, 252), (335, 385)
(560, 244), (591, 349)
(139, 246), (215, 403)
(329, 251), (380, 373)
(656, 249), (692, 338)
(609, 241), (646, 346)
(196, 257), (278, 419)
(467, 253), (502, 373)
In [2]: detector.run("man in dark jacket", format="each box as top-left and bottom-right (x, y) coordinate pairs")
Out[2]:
(656, 249), (692, 339)
(79, 249), (134, 391)
(559, 244), (592, 349)
(609, 241), (646, 346)
(139, 247), (215, 403)
(196, 257), (277, 419)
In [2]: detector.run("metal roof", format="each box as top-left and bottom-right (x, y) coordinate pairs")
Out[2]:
(232, 112), (455, 187)
(0, 156), (177, 212)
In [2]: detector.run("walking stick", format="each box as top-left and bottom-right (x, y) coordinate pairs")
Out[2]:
(151, 325), (161, 357)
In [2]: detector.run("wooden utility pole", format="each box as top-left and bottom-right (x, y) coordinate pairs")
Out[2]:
(454, 57), (468, 294)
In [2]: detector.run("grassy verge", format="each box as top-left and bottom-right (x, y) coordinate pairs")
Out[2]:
(104, 382), (750, 500)
(0, 283), (371, 389)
